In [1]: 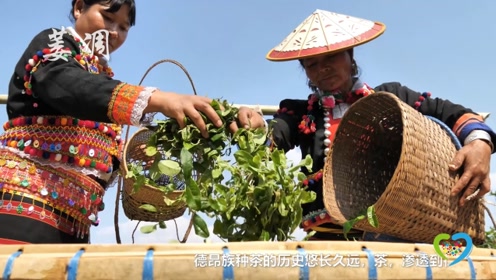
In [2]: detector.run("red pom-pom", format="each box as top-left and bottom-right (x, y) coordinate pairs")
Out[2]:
(95, 162), (104, 171)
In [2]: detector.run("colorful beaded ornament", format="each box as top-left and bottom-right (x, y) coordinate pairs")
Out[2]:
(299, 83), (374, 160)
(22, 34), (114, 102)
(0, 149), (105, 238)
(1, 116), (121, 174)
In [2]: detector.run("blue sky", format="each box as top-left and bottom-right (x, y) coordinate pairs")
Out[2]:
(0, 0), (495, 244)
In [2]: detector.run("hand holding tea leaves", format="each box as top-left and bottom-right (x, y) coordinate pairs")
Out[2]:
(127, 99), (316, 241)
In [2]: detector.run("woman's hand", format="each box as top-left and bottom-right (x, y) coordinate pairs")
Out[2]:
(231, 106), (266, 132)
(145, 91), (223, 138)
(450, 139), (492, 206)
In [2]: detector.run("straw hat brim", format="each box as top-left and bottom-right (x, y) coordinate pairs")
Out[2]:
(265, 9), (387, 62)
(266, 21), (386, 62)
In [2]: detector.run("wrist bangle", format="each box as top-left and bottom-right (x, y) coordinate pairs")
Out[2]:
(464, 130), (494, 152)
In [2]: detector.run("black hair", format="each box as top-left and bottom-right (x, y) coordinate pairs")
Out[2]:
(70, 0), (136, 26)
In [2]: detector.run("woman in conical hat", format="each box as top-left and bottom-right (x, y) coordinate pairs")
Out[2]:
(235, 9), (495, 241)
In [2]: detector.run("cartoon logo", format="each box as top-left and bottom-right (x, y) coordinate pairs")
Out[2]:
(433, 232), (473, 266)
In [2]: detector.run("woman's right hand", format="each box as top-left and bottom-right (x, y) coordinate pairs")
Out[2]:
(144, 91), (223, 138)
(231, 106), (266, 133)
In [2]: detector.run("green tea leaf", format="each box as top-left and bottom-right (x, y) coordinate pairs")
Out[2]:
(157, 160), (181, 177)
(193, 214), (210, 238)
(180, 148), (193, 179)
(139, 204), (157, 213)
(212, 168), (223, 179)
(140, 224), (157, 234)
(144, 145), (158, 156)
(342, 221), (353, 240)
(343, 215), (365, 240)
(260, 230), (270, 241)
(301, 154), (313, 170)
(367, 205), (379, 228)
(278, 202), (289, 217)
(210, 133), (224, 142)
(271, 149), (286, 166)
(184, 180), (201, 211)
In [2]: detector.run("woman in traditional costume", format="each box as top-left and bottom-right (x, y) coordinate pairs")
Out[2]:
(236, 9), (495, 241)
(0, 0), (224, 244)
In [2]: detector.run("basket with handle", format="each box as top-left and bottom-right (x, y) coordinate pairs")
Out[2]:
(323, 91), (486, 245)
(119, 59), (200, 222)
(120, 127), (187, 222)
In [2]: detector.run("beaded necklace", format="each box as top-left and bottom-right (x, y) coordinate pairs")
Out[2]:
(298, 81), (374, 160)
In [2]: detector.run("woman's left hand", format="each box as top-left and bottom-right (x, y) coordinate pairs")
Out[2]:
(450, 139), (492, 206)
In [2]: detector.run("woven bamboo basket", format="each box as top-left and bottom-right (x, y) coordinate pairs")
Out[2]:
(323, 92), (486, 245)
(120, 127), (187, 222)
(1, 242), (495, 279)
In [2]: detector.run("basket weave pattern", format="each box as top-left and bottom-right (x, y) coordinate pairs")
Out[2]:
(323, 92), (486, 244)
(121, 128), (186, 222)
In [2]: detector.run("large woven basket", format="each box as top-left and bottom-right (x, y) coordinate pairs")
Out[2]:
(323, 92), (486, 245)
(121, 128), (187, 222)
